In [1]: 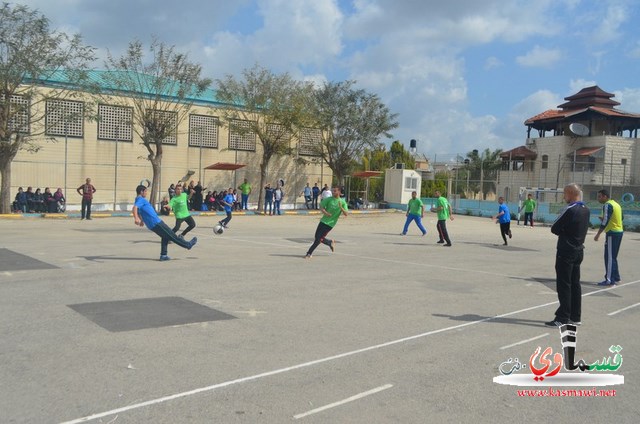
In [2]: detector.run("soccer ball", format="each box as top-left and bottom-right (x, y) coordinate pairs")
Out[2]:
(213, 224), (224, 234)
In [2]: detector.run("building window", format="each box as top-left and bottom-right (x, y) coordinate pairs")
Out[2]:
(3, 94), (30, 134)
(189, 114), (219, 148)
(145, 109), (177, 145)
(298, 128), (322, 156)
(45, 99), (84, 137)
(621, 158), (627, 165)
(229, 119), (256, 151)
(266, 123), (290, 145)
(541, 155), (548, 169)
(405, 177), (418, 190)
(98, 104), (133, 141)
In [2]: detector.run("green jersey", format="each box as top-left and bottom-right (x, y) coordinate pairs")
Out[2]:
(523, 198), (536, 213)
(407, 197), (424, 216)
(169, 192), (190, 219)
(239, 182), (251, 195)
(436, 196), (450, 220)
(320, 196), (348, 227)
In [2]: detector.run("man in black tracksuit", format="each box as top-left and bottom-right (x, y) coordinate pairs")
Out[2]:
(546, 184), (591, 327)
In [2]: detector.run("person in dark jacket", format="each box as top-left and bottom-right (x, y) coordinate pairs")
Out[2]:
(545, 183), (591, 327)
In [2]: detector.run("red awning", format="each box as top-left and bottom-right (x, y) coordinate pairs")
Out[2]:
(574, 147), (604, 156)
(351, 171), (383, 178)
(204, 162), (246, 171)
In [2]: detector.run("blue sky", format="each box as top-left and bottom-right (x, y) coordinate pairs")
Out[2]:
(20, 0), (640, 161)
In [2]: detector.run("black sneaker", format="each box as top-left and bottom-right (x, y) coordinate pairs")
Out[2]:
(544, 320), (566, 327)
(569, 320), (582, 326)
(437, 240), (444, 244)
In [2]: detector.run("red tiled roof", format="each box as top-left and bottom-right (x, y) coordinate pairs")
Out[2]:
(525, 106), (640, 124)
(500, 146), (537, 159)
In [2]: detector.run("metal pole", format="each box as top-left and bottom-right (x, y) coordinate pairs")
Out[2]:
(479, 160), (483, 200)
(64, 124), (68, 205)
(113, 127), (119, 212)
(608, 150), (613, 195)
(199, 141), (203, 183)
(234, 148), (238, 189)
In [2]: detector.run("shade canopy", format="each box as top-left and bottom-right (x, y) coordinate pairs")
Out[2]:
(351, 171), (383, 178)
(204, 162), (246, 171)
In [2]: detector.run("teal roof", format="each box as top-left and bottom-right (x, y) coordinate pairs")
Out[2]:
(26, 69), (230, 108)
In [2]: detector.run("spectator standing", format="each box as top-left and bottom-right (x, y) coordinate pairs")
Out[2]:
(273, 184), (284, 215)
(312, 183), (320, 209)
(25, 186), (35, 212)
(239, 178), (252, 210)
(264, 183), (274, 215)
(321, 184), (332, 200)
(302, 183), (312, 209)
(77, 177), (96, 220)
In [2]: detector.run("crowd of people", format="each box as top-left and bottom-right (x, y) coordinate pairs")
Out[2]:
(161, 180), (244, 214)
(13, 186), (66, 213)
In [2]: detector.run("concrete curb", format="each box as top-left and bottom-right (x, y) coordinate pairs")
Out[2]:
(0, 209), (402, 219)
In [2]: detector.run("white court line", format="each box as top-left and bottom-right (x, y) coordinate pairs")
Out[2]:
(215, 235), (526, 279)
(607, 301), (640, 316)
(61, 279), (640, 424)
(293, 384), (393, 420)
(500, 333), (549, 350)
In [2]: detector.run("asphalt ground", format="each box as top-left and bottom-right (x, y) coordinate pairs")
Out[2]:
(0, 212), (638, 423)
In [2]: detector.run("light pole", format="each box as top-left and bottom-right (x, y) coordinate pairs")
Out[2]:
(113, 126), (119, 212)
(64, 123), (68, 203)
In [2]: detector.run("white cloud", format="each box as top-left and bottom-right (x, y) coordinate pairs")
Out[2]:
(614, 88), (640, 114)
(484, 56), (503, 70)
(516, 46), (562, 68)
(590, 3), (628, 45)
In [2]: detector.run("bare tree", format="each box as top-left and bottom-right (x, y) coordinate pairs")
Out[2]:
(0, 3), (95, 213)
(100, 38), (211, 205)
(215, 65), (313, 210)
(307, 81), (398, 185)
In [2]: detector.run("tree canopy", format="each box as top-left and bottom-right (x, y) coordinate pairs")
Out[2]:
(0, 2), (96, 213)
(101, 37), (211, 205)
(306, 80), (398, 185)
(215, 64), (313, 210)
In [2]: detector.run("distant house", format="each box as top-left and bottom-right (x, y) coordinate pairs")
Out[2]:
(497, 86), (640, 201)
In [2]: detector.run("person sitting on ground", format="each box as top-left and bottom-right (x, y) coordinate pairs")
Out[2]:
(53, 188), (66, 212)
(14, 187), (27, 213)
(25, 186), (35, 212)
(42, 187), (54, 213)
(32, 188), (45, 212)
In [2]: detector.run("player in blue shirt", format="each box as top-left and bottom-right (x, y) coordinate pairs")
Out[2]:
(218, 188), (235, 228)
(492, 197), (512, 246)
(132, 185), (197, 261)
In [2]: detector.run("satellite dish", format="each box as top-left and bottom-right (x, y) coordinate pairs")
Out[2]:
(569, 123), (590, 136)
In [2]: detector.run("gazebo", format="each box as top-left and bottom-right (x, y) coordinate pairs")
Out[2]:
(350, 170), (383, 208)
(203, 162), (246, 188)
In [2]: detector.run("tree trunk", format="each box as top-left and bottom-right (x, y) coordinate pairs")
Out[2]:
(0, 143), (19, 214)
(257, 160), (268, 212)
(150, 155), (162, 207)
